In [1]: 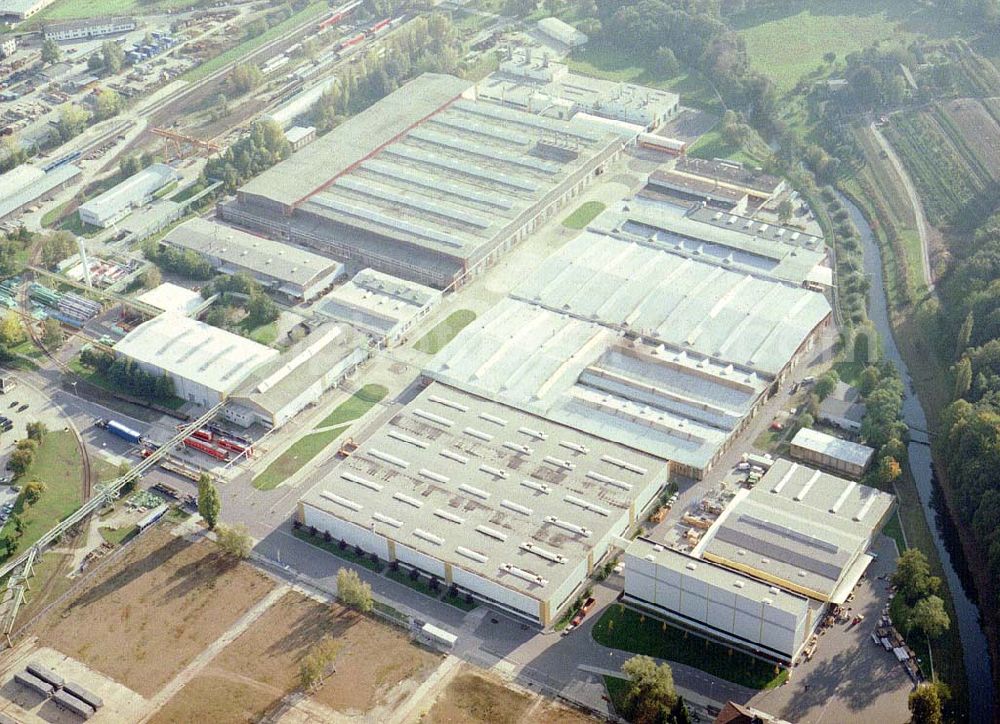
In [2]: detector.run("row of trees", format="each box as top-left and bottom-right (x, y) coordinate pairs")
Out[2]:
(203, 119), (290, 193)
(309, 13), (461, 133)
(79, 347), (175, 402)
(935, 208), (1000, 615)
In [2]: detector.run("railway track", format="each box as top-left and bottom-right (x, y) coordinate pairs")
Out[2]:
(17, 246), (95, 502)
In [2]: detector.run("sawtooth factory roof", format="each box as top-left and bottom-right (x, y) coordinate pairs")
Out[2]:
(511, 231), (831, 376)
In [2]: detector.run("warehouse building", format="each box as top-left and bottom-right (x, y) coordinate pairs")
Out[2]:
(136, 282), (204, 316)
(672, 158), (786, 205)
(315, 268), (441, 347)
(537, 17), (588, 48)
(78, 163), (178, 228)
(817, 381), (866, 433)
(477, 48), (679, 130)
(298, 383), (669, 625)
(510, 231), (831, 380)
(43, 16), (137, 41)
(591, 198), (828, 286)
(284, 125), (315, 151)
(226, 323), (368, 429)
(0, 163), (81, 222)
(624, 459), (894, 661)
(112, 314), (278, 407)
(160, 217), (345, 301)
(425, 298), (769, 479)
(789, 427), (874, 479)
(221, 73), (626, 289)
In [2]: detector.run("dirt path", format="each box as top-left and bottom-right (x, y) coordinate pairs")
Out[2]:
(137, 583), (289, 722)
(870, 122), (935, 290)
(385, 655), (461, 724)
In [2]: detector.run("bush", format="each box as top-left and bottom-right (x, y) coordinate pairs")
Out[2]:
(22, 480), (45, 505)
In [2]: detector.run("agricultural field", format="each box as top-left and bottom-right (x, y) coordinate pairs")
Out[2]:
(149, 591), (440, 722)
(883, 106), (998, 228)
(36, 527), (276, 697)
(732, 0), (960, 93)
(940, 99), (1000, 179)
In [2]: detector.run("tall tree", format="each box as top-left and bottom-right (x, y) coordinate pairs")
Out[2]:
(954, 356), (972, 400)
(621, 655), (678, 724)
(893, 549), (940, 604)
(41, 38), (61, 65)
(197, 474), (221, 530)
(911, 595), (950, 639)
(908, 682), (943, 724)
(956, 311), (974, 360)
(337, 567), (373, 612)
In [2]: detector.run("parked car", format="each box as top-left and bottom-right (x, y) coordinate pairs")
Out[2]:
(17, 404), (28, 412)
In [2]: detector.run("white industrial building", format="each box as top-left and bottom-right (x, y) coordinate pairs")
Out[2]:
(112, 314), (278, 407)
(0, 163), (81, 222)
(136, 282), (205, 317)
(43, 16), (137, 41)
(789, 427), (875, 479)
(315, 268), (441, 346)
(299, 383), (669, 626)
(225, 322), (368, 429)
(591, 198), (828, 286)
(477, 48), (679, 131)
(160, 217), (345, 301)
(1, 37), (15, 58)
(624, 459), (894, 662)
(78, 163), (178, 228)
(537, 17), (588, 48)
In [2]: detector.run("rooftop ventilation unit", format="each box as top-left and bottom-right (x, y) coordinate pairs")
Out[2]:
(393, 492), (423, 509)
(543, 516), (591, 537)
(503, 441), (533, 455)
(321, 491), (362, 512)
(501, 563), (547, 587)
(586, 470), (632, 491)
(464, 427), (493, 442)
(600, 455), (647, 475)
(413, 409), (454, 427)
(544, 455), (575, 471)
(456, 546), (488, 564)
(521, 479), (551, 495)
(369, 449), (409, 468)
(388, 430), (428, 449)
(501, 499), (533, 516)
(419, 468), (450, 484)
(480, 464), (509, 479)
(434, 509), (465, 525)
(341, 472), (383, 492)
(459, 483), (490, 500)
(413, 528), (444, 546)
(479, 412), (507, 426)
(440, 449), (469, 464)
(476, 524), (508, 542)
(518, 426), (548, 441)
(520, 541), (567, 564)
(430, 395), (469, 412)
(372, 512), (403, 528)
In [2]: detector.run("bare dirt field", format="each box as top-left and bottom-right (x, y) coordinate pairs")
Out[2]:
(149, 590), (440, 723)
(35, 527), (276, 698)
(422, 669), (534, 724)
(942, 98), (1000, 179)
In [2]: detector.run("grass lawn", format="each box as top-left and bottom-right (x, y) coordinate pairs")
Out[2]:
(442, 590), (478, 612)
(40, 200), (72, 229)
(592, 604), (788, 690)
(252, 425), (347, 490)
(58, 213), (101, 238)
(562, 201), (606, 230)
(67, 356), (186, 410)
(314, 384), (388, 430)
(292, 527), (384, 571)
(414, 310), (476, 355)
(181, 1), (328, 82)
(687, 127), (763, 166)
(883, 510), (906, 553)
(0, 431), (83, 558)
(98, 524), (138, 546)
(9, 338), (44, 362)
(386, 566), (440, 598)
(732, 0), (959, 93)
(603, 676), (630, 719)
(246, 321), (278, 346)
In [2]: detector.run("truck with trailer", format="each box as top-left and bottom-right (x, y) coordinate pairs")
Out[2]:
(96, 419), (143, 445)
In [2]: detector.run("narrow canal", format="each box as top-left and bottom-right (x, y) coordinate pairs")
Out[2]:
(840, 193), (993, 720)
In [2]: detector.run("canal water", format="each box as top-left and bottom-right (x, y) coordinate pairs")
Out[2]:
(841, 193), (993, 720)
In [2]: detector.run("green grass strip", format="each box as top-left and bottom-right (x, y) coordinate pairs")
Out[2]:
(314, 384), (388, 430)
(592, 604), (788, 690)
(252, 425), (348, 490)
(414, 310), (476, 355)
(561, 201), (606, 230)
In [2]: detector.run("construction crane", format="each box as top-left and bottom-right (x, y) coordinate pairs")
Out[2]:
(151, 127), (222, 160)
